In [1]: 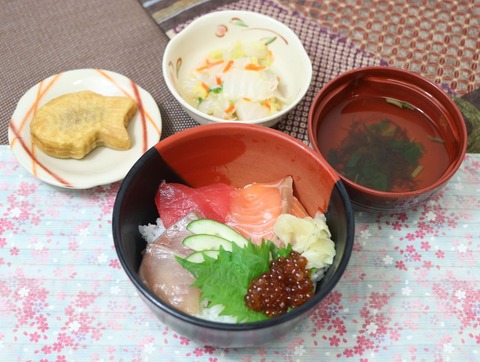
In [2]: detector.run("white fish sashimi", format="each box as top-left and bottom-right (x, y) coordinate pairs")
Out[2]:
(222, 69), (278, 101)
(139, 212), (202, 315)
(139, 243), (201, 315)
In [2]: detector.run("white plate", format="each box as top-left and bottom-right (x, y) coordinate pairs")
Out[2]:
(8, 69), (162, 189)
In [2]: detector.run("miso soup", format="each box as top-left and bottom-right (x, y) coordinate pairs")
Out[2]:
(316, 95), (451, 193)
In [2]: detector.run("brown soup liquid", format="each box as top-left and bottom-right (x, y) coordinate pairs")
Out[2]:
(316, 95), (451, 193)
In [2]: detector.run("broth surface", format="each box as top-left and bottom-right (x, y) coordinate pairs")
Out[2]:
(316, 95), (451, 192)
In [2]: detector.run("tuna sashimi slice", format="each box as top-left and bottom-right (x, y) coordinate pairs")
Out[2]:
(226, 177), (294, 245)
(139, 212), (201, 315)
(156, 181), (235, 228)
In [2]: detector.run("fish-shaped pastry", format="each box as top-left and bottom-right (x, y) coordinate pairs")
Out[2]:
(30, 90), (137, 159)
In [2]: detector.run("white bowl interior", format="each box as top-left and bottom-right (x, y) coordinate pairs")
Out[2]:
(163, 10), (312, 126)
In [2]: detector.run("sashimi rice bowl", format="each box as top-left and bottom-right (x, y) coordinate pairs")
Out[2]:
(112, 123), (354, 347)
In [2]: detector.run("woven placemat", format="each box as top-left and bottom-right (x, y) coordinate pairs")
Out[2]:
(277, 0), (480, 96)
(141, 0), (238, 37)
(0, 0), (179, 145)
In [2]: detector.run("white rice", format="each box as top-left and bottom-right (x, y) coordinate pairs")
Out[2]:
(138, 218), (166, 243)
(196, 303), (238, 323)
(311, 267), (326, 283)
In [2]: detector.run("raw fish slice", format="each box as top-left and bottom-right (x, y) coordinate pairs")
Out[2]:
(155, 177), (306, 246)
(139, 244), (201, 315)
(201, 183), (235, 220)
(139, 212), (202, 315)
(152, 211), (200, 254)
(156, 181), (234, 228)
(226, 177), (294, 245)
(291, 196), (309, 218)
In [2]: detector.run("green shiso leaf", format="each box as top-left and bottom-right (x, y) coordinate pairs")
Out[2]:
(176, 239), (292, 322)
(176, 242), (267, 322)
(270, 240), (293, 259)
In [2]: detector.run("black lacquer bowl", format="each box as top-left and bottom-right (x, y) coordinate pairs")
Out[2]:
(112, 123), (354, 347)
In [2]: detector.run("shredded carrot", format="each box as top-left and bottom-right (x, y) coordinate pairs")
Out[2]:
(245, 63), (266, 71)
(223, 60), (234, 73)
(196, 59), (224, 72)
(264, 99), (271, 110)
(243, 97), (251, 101)
(200, 82), (210, 92)
(268, 50), (275, 64)
(215, 75), (222, 86)
(224, 104), (235, 114)
(208, 58), (224, 66)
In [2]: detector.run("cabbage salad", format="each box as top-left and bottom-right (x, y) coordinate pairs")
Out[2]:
(181, 41), (289, 121)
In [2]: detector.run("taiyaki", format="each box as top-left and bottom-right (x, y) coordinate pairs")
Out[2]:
(30, 90), (137, 159)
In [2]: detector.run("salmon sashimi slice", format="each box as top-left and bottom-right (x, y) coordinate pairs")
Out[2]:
(291, 196), (309, 218)
(156, 181), (235, 228)
(139, 212), (202, 315)
(225, 177), (294, 245)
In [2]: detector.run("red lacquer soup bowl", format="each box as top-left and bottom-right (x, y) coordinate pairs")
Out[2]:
(112, 123), (354, 347)
(308, 66), (467, 212)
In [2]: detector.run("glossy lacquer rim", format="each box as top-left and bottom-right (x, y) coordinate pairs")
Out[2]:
(113, 124), (354, 332)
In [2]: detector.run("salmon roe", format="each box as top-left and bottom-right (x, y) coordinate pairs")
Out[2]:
(245, 251), (314, 318)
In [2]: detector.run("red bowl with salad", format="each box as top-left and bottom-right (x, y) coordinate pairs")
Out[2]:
(112, 123), (354, 347)
(308, 66), (467, 212)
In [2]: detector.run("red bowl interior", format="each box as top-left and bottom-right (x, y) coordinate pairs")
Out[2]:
(155, 123), (340, 215)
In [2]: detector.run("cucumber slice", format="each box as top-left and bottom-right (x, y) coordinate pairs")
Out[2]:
(185, 250), (220, 263)
(182, 234), (233, 252)
(187, 219), (248, 247)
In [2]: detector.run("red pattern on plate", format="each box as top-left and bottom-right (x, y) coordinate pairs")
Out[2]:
(8, 69), (162, 189)
(8, 120), (73, 187)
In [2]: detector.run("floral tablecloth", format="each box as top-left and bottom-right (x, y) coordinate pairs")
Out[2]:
(1, 145), (480, 361)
